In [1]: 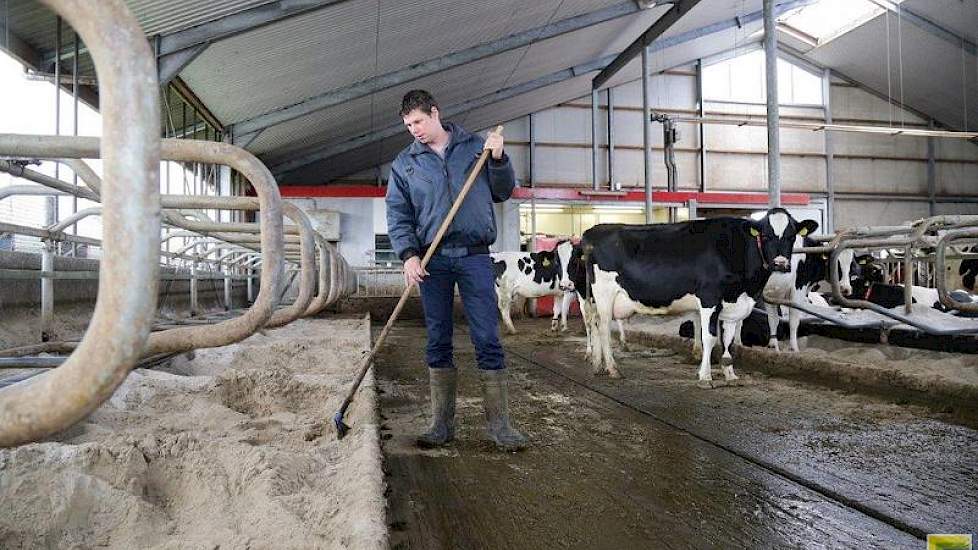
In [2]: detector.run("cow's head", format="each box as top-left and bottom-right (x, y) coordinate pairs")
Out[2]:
(555, 240), (575, 291)
(854, 254), (885, 284)
(822, 249), (856, 296)
(748, 209), (818, 273)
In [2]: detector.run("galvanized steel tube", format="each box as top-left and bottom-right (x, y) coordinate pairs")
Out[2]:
(0, 0), (161, 447)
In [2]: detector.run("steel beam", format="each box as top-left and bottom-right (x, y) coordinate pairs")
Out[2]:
(764, 0), (782, 208)
(642, 45), (652, 222)
(591, 89), (600, 190)
(593, 0), (705, 90)
(158, 43), (208, 86)
(823, 68), (835, 232)
(234, 2), (640, 136)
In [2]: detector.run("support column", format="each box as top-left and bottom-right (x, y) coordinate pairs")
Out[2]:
(591, 88), (600, 190)
(190, 250), (199, 316)
(528, 113), (535, 187)
(927, 119), (937, 216)
(40, 241), (54, 342)
(224, 274), (233, 311)
(607, 88), (615, 190)
(642, 44), (653, 223)
(247, 266), (255, 303)
(696, 58), (707, 192)
(822, 68), (835, 232)
(763, 0), (782, 208)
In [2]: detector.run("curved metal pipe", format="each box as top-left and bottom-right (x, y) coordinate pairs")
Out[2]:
(265, 203), (316, 328)
(0, 135), (289, 356)
(145, 139), (284, 354)
(0, 185), (70, 201)
(0, 0), (160, 447)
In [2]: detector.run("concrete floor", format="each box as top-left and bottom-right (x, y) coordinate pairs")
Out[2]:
(378, 318), (977, 550)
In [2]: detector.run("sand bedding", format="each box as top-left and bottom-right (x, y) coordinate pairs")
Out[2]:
(0, 317), (387, 550)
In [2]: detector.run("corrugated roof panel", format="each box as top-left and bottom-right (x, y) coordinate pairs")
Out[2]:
(901, 0), (978, 47)
(125, 0), (278, 36)
(283, 74), (596, 182)
(181, 0), (380, 123)
(808, 13), (978, 131)
(3, 0), (276, 63)
(254, 48), (526, 159)
(374, 0), (626, 74)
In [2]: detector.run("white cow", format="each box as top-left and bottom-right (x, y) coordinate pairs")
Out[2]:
(491, 241), (574, 334)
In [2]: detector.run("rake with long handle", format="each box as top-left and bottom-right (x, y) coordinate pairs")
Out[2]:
(334, 125), (504, 439)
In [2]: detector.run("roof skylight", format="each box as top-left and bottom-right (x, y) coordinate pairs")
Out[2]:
(778, 0), (904, 45)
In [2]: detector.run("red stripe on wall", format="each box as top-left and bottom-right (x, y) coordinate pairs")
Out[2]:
(276, 185), (808, 205)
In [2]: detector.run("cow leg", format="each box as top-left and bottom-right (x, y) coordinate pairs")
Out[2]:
(617, 319), (630, 352)
(696, 307), (719, 387)
(559, 291), (573, 332)
(578, 295), (594, 358)
(733, 320), (744, 347)
(591, 285), (621, 378)
(497, 289), (517, 335)
(720, 320), (740, 382)
(687, 312), (702, 362)
(549, 298), (561, 332)
(788, 303), (802, 352)
(764, 302), (781, 351)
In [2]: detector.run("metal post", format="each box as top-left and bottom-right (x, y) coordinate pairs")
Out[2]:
(903, 245), (913, 314)
(40, 241), (54, 341)
(822, 68), (835, 232)
(190, 249), (199, 316)
(591, 88), (600, 190)
(48, 16), (61, 230)
(247, 265), (255, 303)
(528, 113), (535, 187)
(927, 119), (937, 216)
(763, 0), (782, 208)
(529, 195), (537, 317)
(642, 44), (653, 223)
(696, 58), (706, 192)
(607, 87), (615, 190)
(688, 198), (698, 220)
(71, 30), (79, 256)
(224, 273), (232, 311)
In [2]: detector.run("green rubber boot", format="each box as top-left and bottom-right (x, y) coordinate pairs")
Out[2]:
(416, 368), (457, 448)
(479, 369), (528, 452)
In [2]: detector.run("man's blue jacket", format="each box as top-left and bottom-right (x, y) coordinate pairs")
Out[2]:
(385, 122), (516, 261)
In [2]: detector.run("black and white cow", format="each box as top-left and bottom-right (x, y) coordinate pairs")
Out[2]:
(491, 240), (574, 334)
(579, 209), (818, 385)
(945, 245), (978, 292)
(562, 243), (631, 357)
(851, 254), (948, 311)
(759, 231), (865, 352)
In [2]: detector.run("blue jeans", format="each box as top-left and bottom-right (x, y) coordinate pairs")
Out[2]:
(419, 253), (504, 371)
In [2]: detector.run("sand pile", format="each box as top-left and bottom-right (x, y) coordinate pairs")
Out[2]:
(0, 317), (387, 550)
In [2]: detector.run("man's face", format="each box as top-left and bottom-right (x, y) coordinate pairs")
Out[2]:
(402, 107), (441, 143)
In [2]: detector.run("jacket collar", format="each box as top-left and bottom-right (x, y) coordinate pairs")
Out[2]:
(408, 122), (474, 156)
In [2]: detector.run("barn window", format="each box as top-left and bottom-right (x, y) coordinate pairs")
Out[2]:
(703, 49), (824, 106)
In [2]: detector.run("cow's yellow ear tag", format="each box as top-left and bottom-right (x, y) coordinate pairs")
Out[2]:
(798, 227), (809, 237)
(750, 227), (760, 237)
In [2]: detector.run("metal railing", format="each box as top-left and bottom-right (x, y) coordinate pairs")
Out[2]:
(0, 0), (356, 447)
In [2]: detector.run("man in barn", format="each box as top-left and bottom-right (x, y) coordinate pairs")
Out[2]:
(385, 89), (528, 452)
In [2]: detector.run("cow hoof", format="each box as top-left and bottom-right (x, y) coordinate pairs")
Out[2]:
(608, 370), (623, 379)
(696, 379), (720, 389)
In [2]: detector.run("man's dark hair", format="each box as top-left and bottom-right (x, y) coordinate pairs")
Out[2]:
(399, 90), (438, 117)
